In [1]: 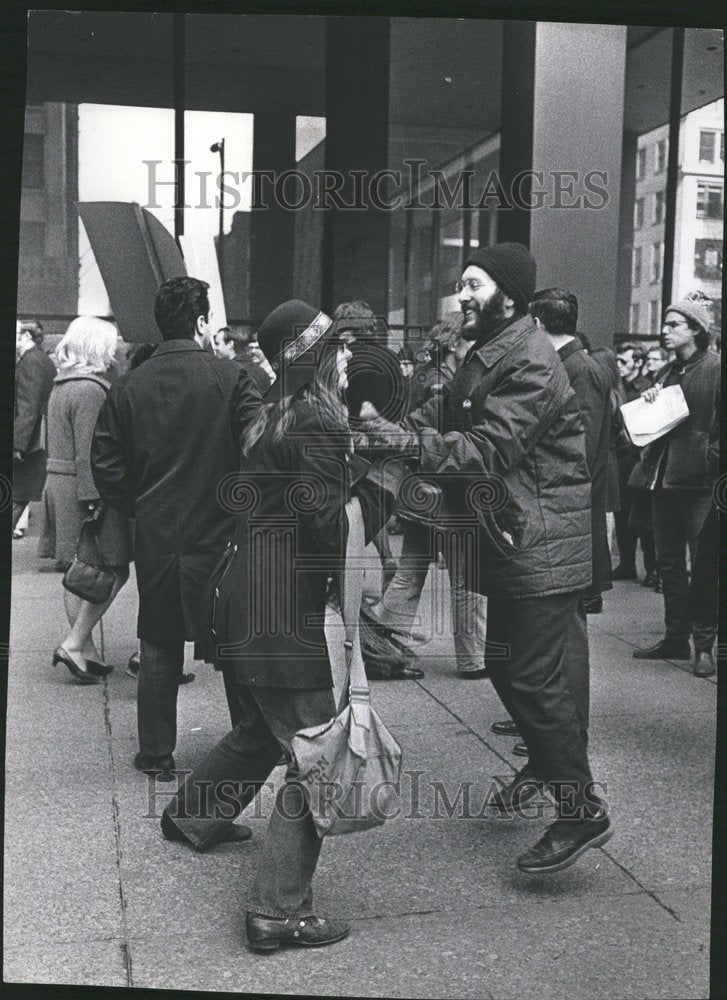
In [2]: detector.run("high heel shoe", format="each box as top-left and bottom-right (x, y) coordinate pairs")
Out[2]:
(86, 659), (114, 677)
(52, 646), (99, 685)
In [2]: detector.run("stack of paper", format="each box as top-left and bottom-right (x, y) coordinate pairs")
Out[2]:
(620, 384), (690, 448)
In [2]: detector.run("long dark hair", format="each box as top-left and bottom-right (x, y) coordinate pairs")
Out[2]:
(241, 342), (350, 460)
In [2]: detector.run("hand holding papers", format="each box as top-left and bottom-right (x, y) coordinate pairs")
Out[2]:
(620, 384), (689, 448)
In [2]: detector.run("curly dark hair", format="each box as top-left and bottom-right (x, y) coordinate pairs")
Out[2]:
(154, 277), (210, 341)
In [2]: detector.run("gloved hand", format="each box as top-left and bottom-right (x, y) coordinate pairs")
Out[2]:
(358, 401), (420, 457)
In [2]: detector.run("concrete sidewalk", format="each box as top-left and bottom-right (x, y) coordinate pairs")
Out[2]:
(4, 518), (716, 997)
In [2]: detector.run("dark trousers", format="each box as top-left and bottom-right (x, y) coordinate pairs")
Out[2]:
(652, 490), (715, 651)
(564, 595), (589, 744)
(485, 593), (594, 811)
(138, 638), (184, 757)
(167, 681), (336, 919)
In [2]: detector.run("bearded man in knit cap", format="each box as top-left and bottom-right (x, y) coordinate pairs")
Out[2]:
(360, 242), (611, 874)
(630, 295), (720, 678)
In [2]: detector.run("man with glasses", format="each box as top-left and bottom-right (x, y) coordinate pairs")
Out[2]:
(360, 243), (611, 874)
(632, 297), (719, 677)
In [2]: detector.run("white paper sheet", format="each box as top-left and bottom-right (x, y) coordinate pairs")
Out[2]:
(620, 384), (689, 448)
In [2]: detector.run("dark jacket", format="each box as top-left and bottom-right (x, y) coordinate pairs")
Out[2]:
(234, 351), (271, 397)
(405, 315), (592, 599)
(91, 339), (261, 642)
(628, 349), (720, 492)
(14, 344), (56, 454)
(212, 399), (350, 688)
(558, 339), (612, 593)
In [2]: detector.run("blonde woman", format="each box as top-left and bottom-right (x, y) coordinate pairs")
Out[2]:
(39, 317), (132, 684)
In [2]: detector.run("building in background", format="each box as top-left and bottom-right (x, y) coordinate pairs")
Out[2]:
(18, 102), (79, 335)
(630, 98), (723, 338)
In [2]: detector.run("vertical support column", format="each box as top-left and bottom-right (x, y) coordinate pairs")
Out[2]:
(662, 27), (685, 312)
(528, 23), (627, 345)
(496, 20), (536, 247)
(615, 131), (638, 335)
(322, 16), (390, 317)
(173, 13), (185, 242)
(249, 111), (297, 323)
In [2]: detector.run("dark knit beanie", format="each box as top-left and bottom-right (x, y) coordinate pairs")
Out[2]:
(463, 242), (537, 311)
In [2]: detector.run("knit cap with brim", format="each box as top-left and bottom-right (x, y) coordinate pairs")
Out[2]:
(665, 298), (712, 336)
(463, 242), (537, 311)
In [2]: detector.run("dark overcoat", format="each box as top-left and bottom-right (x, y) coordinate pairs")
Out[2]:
(404, 315), (592, 599)
(13, 344), (56, 501)
(91, 339), (261, 642)
(558, 339), (613, 594)
(212, 399), (350, 689)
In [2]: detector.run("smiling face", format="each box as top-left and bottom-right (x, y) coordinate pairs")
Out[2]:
(457, 266), (509, 340)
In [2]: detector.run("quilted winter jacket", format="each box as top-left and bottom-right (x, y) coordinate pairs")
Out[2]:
(404, 314), (592, 599)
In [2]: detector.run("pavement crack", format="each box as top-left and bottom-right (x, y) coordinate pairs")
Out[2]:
(102, 679), (135, 985)
(415, 681), (517, 771)
(599, 848), (682, 922)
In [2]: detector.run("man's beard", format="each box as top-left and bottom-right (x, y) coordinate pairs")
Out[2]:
(461, 288), (508, 341)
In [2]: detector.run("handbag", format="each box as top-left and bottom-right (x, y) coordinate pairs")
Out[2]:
(62, 514), (115, 604)
(291, 496), (403, 837)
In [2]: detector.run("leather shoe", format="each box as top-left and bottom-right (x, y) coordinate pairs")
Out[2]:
(693, 651), (716, 678)
(517, 811), (613, 874)
(633, 639), (690, 660)
(654, 577), (663, 594)
(160, 810), (252, 851)
(491, 719), (520, 737)
(134, 752), (176, 782)
(512, 742), (529, 758)
(611, 564), (637, 581)
(52, 646), (99, 685)
(490, 764), (543, 813)
(245, 912), (350, 952)
(180, 672), (196, 685)
(459, 667), (488, 679)
(87, 659), (114, 677)
(364, 659), (424, 680)
(126, 652), (140, 678)
(641, 572), (658, 588)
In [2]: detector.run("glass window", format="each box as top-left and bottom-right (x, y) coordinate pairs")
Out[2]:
(651, 241), (663, 282)
(720, 131), (724, 163)
(649, 298), (661, 336)
(699, 130), (717, 163)
(654, 139), (667, 174)
(694, 239), (723, 280)
(653, 190), (665, 225)
(696, 182), (723, 220)
(636, 147), (646, 180)
(632, 246), (642, 286)
(634, 198), (644, 230)
(630, 302), (640, 334)
(22, 133), (44, 189)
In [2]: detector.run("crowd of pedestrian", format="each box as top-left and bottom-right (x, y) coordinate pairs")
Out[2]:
(12, 243), (720, 951)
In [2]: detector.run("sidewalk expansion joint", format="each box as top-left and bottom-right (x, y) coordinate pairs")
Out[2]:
(599, 848), (682, 922)
(102, 678), (135, 986)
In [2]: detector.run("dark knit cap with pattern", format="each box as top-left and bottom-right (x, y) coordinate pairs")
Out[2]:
(463, 242), (537, 311)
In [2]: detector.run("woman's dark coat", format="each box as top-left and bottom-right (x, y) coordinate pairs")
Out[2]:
(91, 340), (261, 643)
(212, 399), (350, 689)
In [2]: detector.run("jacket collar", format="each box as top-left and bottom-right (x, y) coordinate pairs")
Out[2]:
(557, 338), (584, 364)
(53, 371), (110, 389)
(151, 338), (206, 357)
(467, 314), (536, 370)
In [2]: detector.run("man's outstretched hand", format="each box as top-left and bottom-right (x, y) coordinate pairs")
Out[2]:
(357, 401), (419, 456)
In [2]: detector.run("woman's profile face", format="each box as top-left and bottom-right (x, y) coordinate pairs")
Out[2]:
(336, 341), (353, 391)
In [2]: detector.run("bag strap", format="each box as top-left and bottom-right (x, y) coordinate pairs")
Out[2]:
(337, 495), (369, 716)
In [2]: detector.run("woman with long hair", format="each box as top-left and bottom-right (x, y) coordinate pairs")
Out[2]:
(162, 300), (357, 951)
(38, 316), (131, 683)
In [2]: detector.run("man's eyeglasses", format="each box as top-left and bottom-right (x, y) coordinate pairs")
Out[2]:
(455, 278), (485, 294)
(663, 320), (687, 329)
